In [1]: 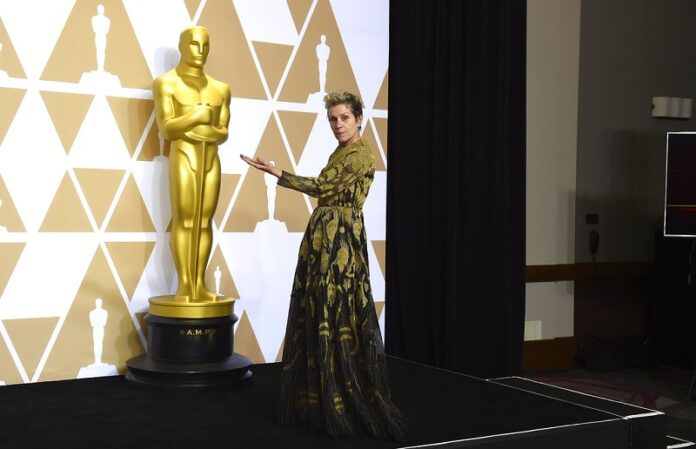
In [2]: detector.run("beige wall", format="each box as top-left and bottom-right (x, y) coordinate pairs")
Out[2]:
(525, 0), (581, 340)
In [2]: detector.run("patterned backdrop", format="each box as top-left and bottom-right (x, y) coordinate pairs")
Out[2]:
(0, 0), (389, 385)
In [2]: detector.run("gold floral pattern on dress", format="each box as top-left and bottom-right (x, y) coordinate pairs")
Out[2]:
(277, 139), (405, 440)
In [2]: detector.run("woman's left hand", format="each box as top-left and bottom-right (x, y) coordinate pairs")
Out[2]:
(240, 154), (282, 177)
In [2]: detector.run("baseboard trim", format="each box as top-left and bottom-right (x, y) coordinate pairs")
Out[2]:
(525, 262), (651, 283)
(522, 336), (577, 373)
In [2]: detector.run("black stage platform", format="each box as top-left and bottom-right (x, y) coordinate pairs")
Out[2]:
(0, 357), (689, 449)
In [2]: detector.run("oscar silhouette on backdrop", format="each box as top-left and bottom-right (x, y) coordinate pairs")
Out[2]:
(316, 35), (330, 94)
(265, 161), (277, 221)
(77, 298), (117, 379)
(80, 4), (121, 88)
(254, 160), (287, 233)
(214, 265), (222, 295)
(90, 298), (108, 365)
(92, 4), (109, 73)
(307, 34), (331, 105)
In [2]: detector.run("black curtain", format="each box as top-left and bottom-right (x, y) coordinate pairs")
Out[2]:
(385, 0), (526, 378)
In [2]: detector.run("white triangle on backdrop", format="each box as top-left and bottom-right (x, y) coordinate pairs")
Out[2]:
(363, 170), (386, 241)
(132, 159), (171, 233)
(0, 0), (76, 80)
(0, 90), (67, 232)
(366, 239), (385, 303)
(378, 301), (386, 341)
(330, 0), (389, 109)
(233, 0), (297, 45)
(295, 113), (336, 176)
(0, 233), (98, 319)
(129, 234), (176, 312)
(68, 95), (131, 169)
(122, 0), (190, 78)
(219, 231), (301, 363)
(219, 97), (273, 175)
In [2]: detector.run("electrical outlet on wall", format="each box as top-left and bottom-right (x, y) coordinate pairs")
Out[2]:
(524, 321), (543, 341)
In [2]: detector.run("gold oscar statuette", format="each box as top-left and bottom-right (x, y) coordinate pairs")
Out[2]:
(150, 26), (234, 319)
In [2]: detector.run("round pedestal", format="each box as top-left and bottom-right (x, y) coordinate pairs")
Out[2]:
(125, 313), (252, 388)
(148, 295), (236, 319)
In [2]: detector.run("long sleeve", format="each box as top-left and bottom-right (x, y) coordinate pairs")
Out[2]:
(277, 147), (372, 199)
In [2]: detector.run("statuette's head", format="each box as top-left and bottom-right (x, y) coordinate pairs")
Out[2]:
(179, 26), (210, 69)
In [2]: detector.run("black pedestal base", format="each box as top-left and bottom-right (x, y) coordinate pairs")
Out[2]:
(125, 313), (253, 388)
(125, 353), (252, 388)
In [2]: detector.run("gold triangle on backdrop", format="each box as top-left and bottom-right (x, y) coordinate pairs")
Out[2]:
(204, 245), (240, 299)
(198, 0), (266, 100)
(252, 42), (293, 98)
(287, 0), (314, 33)
(107, 97), (154, 157)
(371, 240), (385, 278)
(373, 117), (388, 158)
(277, 110), (318, 164)
(40, 91), (94, 154)
(373, 69), (388, 109)
(3, 317), (59, 380)
(361, 121), (386, 171)
(278, 0), (361, 103)
(39, 173), (93, 232)
(73, 168), (125, 227)
(137, 122), (170, 161)
(0, 328), (24, 384)
(0, 88), (26, 145)
(105, 174), (156, 232)
(374, 301), (385, 320)
(0, 243), (25, 298)
(105, 242), (155, 300)
(275, 337), (285, 362)
(0, 177), (25, 232)
(39, 247), (144, 381)
(225, 116), (310, 232)
(41, 0), (152, 88)
(0, 18), (27, 78)
(234, 311), (265, 364)
(184, 0), (203, 20)
(213, 173), (240, 229)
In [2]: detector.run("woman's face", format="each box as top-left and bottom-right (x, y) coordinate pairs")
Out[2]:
(328, 104), (362, 146)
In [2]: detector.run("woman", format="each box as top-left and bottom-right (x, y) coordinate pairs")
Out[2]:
(240, 91), (405, 440)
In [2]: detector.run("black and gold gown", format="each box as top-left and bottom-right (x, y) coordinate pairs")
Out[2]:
(276, 138), (406, 440)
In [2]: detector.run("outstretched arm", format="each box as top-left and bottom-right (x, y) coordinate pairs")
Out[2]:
(276, 150), (370, 198)
(240, 155), (282, 177)
(241, 148), (372, 198)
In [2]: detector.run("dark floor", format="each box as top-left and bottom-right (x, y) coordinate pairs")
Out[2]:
(530, 365), (696, 443)
(0, 357), (637, 449)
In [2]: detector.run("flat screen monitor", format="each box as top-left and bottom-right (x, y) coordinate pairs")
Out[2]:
(664, 132), (696, 237)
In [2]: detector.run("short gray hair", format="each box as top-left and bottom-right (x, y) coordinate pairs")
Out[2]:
(323, 90), (363, 119)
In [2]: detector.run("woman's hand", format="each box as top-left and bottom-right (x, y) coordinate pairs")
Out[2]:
(240, 154), (283, 178)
